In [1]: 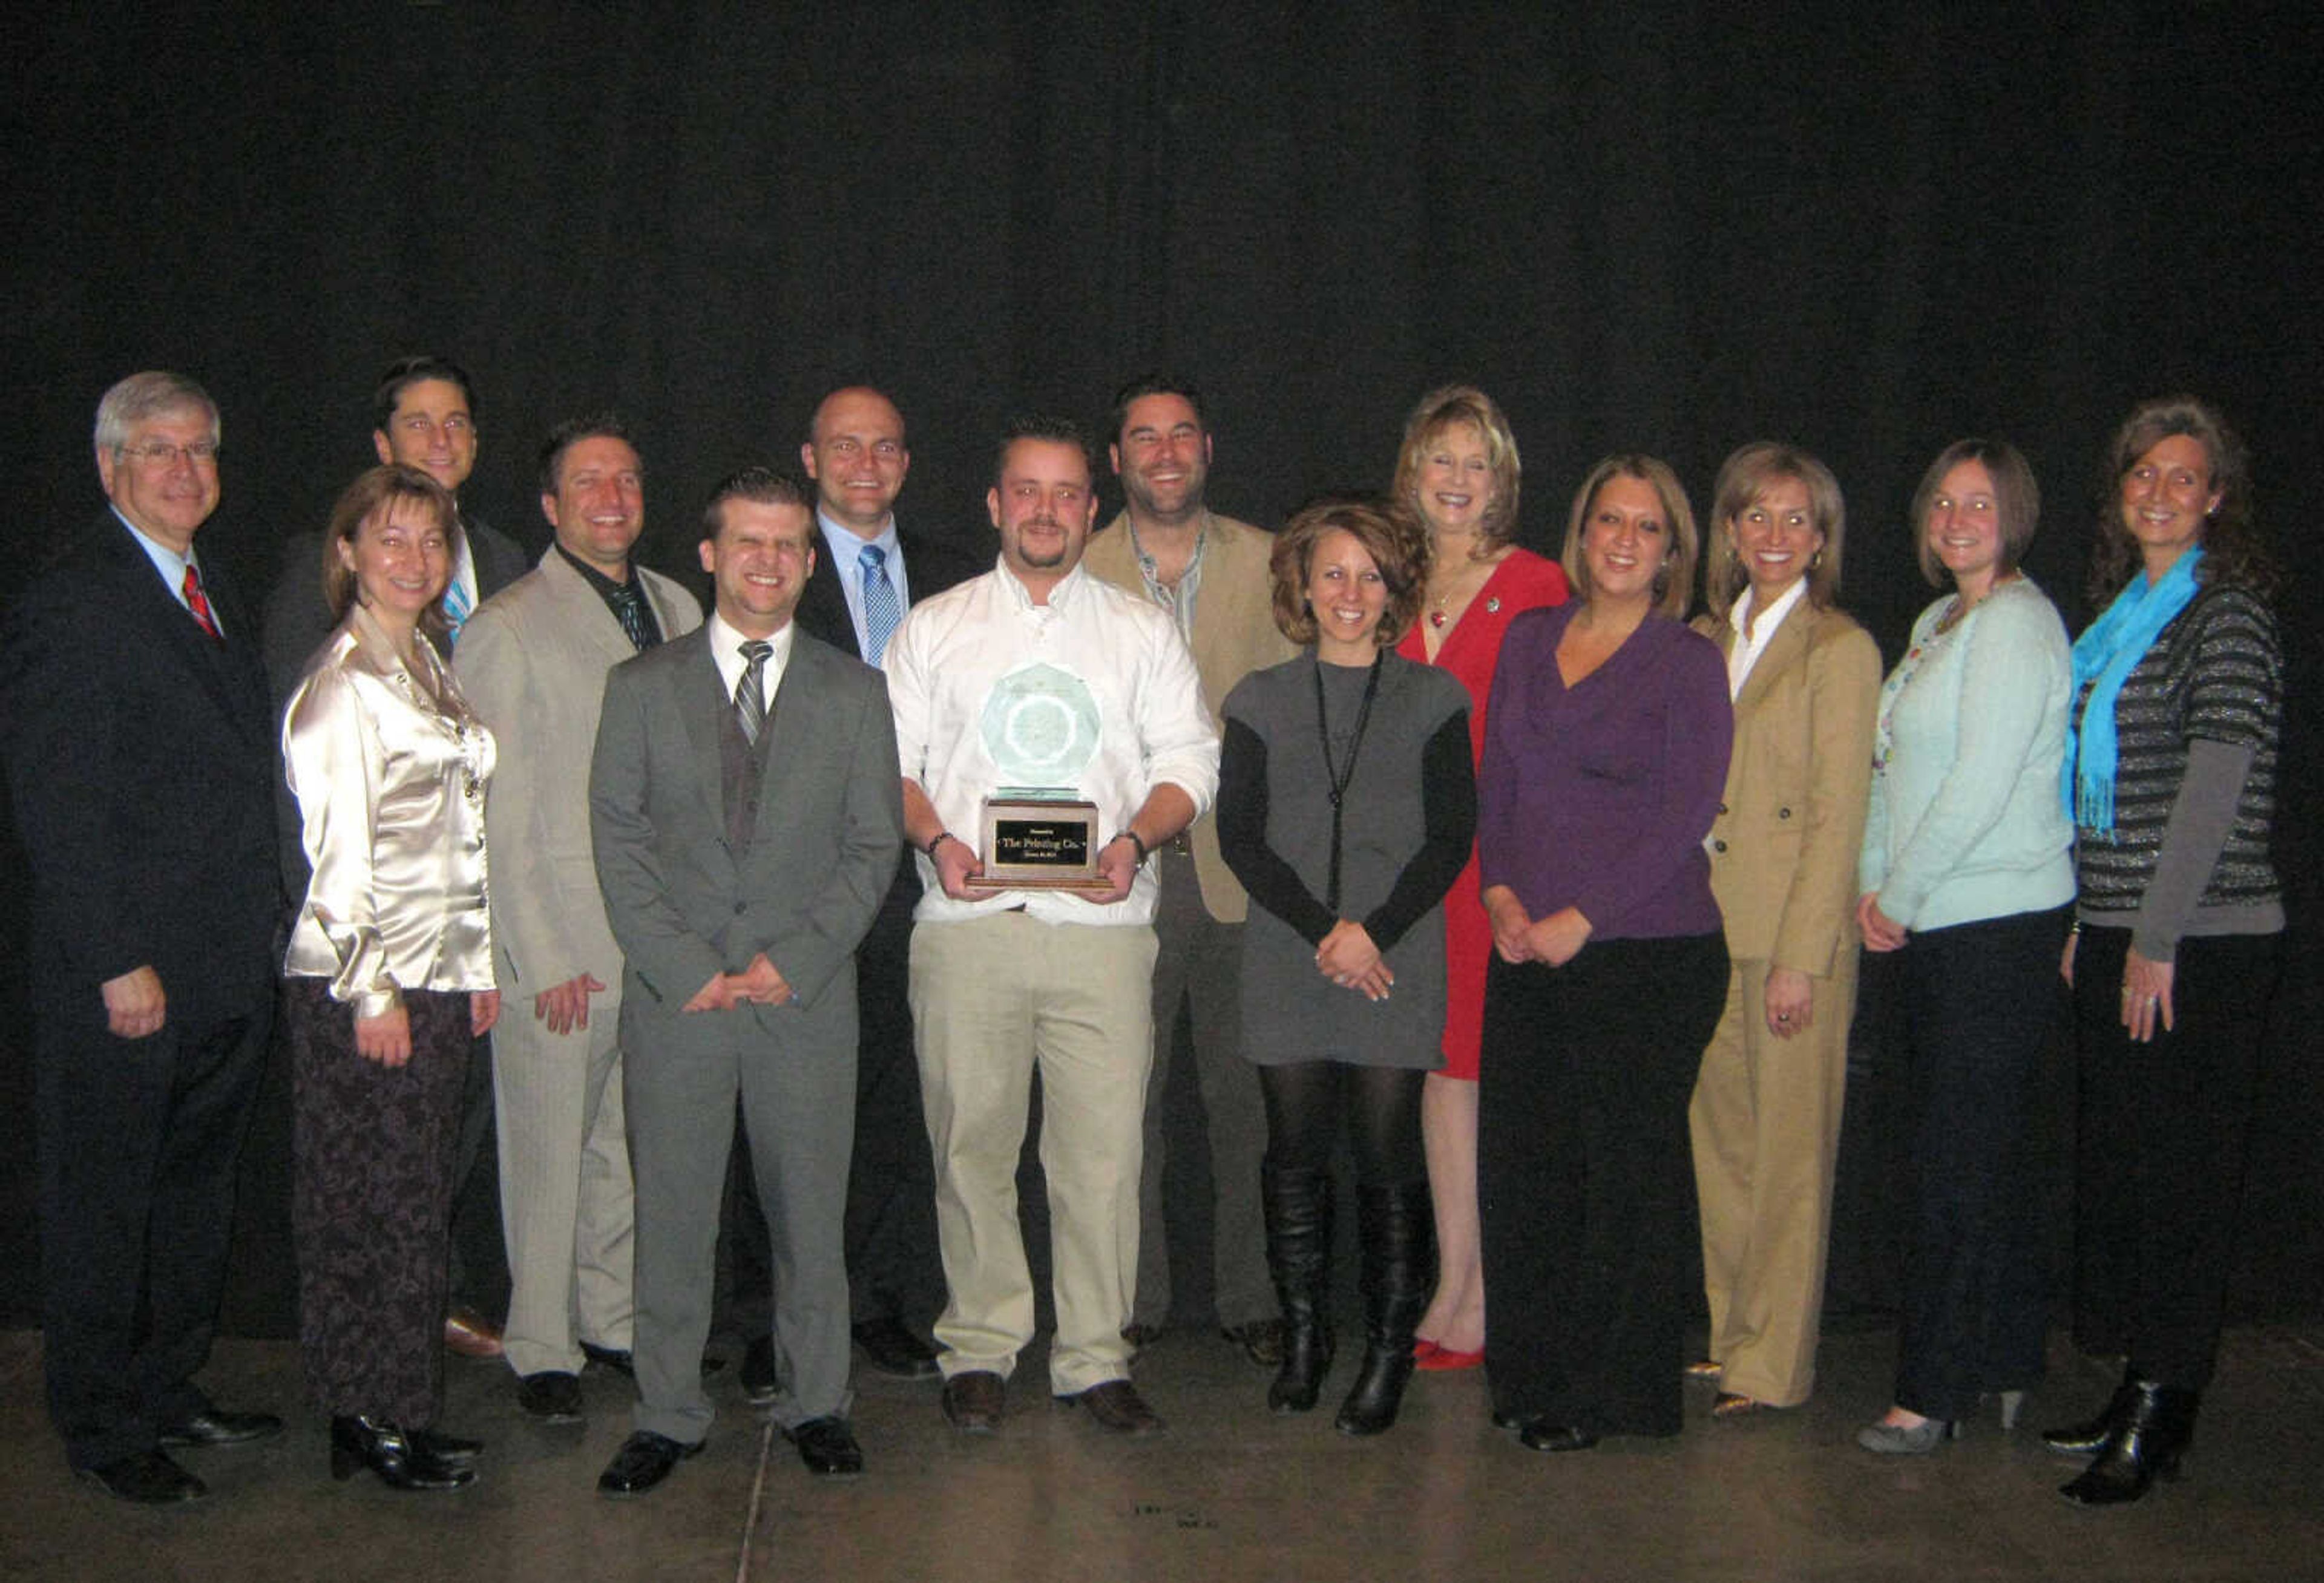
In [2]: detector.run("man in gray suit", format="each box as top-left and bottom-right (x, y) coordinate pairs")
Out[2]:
(457, 416), (703, 1424)
(589, 467), (901, 1494)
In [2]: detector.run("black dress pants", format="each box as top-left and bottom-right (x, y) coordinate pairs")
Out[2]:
(36, 977), (271, 1470)
(1890, 906), (2068, 1421)
(1479, 932), (1727, 1437)
(2070, 925), (2281, 1390)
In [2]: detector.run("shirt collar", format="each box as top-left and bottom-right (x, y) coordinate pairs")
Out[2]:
(816, 508), (900, 565)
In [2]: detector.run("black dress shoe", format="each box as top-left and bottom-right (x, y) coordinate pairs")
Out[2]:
(787, 1415), (865, 1477)
(410, 1427), (484, 1467)
(1120, 1321), (1162, 1357)
(1222, 1319), (1287, 1368)
(1517, 1420), (1600, 1454)
(517, 1370), (585, 1424)
(596, 1431), (701, 1498)
(940, 1370), (1006, 1435)
(78, 1449), (206, 1505)
(853, 1316), (940, 1380)
(1058, 1378), (1166, 1437)
(580, 1342), (635, 1377)
(330, 1416), (474, 1492)
(739, 1335), (780, 1406)
(159, 1407), (283, 1448)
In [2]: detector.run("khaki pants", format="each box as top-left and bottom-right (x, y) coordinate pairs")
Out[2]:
(910, 912), (1157, 1395)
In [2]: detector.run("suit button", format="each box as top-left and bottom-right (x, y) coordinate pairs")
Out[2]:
(1717, 802), (1728, 815)
(734, 902), (747, 915)
(1713, 839), (1728, 853)
(1778, 807), (1792, 819)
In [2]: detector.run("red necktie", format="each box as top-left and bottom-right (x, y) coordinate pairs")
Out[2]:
(182, 563), (220, 639)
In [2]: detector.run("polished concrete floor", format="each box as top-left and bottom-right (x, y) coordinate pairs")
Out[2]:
(4, 1320), (2321, 1582)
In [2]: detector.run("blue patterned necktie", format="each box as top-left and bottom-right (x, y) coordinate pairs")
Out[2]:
(442, 570), (473, 646)
(859, 543), (900, 668)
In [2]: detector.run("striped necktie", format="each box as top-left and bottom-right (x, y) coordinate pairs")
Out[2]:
(182, 563), (221, 639)
(859, 543), (900, 668)
(736, 640), (772, 745)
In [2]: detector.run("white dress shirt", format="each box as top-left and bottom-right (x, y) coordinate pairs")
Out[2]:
(1725, 578), (1809, 699)
(886, 561), (1219, 927)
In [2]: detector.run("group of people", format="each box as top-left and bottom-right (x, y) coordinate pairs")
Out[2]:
(1, 360), (2279, 1518)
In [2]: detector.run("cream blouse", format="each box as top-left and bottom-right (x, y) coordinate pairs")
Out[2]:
(283, 604), (497, 1018)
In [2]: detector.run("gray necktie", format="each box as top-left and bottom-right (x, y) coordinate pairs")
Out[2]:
(736, 640), (772, 745)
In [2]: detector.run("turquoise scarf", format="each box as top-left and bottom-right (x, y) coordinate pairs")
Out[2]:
(2064, 546), (2204, 833)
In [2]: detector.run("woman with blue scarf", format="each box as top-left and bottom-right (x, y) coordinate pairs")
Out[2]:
(2043, 398), (2283, 1507)
(1853, 439), (2075, 1457)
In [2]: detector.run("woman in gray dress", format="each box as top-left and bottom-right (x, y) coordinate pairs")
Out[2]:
(1216, 496), (1475, 1436)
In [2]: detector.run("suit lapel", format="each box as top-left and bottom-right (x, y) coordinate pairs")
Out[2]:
(102, 521), (263, 747)
(1734, 607), (1810, 713)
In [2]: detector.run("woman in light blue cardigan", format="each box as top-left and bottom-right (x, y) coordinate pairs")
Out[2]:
(1853, 439), (2075, 1454)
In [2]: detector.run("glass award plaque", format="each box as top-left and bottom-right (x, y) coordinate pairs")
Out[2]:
(965, 661), (1108, 891)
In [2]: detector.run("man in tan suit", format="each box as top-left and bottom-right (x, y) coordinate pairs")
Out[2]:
(457, 415), (703, 1424)
(1083, 376), (1294, 1362)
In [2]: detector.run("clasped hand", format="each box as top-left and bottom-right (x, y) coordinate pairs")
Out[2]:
(1316, 920), (1393, 1001)
(683, 952), (794, 1012)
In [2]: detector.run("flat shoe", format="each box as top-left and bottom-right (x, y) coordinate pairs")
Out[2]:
(1711, 1392), (1774, 1419)
(158, 1407), (283, 1448)
(78, 1449), (206, 1504)
(516, 1370), (584, 1424)
(1683, 1358), (1723, 1383)
(596, 1431), (701, 1498)
(1856, 1415), (1959, 1454)
(940, 1370), (1006, 1435)
(1517, 1420), (1600, 1454)
(786, 1415), (864, 1478)
(853, 1316), (940, 1380)
(1058, 1378), (1166, 1437)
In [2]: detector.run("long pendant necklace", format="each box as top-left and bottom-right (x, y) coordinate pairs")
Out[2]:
(1313, 651), (1383, 913)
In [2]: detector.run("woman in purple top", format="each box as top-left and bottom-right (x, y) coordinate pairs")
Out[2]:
(1475, 456), (1733, 1450)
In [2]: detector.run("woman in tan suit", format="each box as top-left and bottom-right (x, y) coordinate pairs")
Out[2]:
(1687, 444), (1880, 1417)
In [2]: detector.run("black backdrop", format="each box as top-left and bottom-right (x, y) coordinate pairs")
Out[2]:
(5, 5), (2317, 1323)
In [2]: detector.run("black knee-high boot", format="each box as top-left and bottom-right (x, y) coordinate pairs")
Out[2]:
(1264, 1162), (1334, 1413)
(1335, 1181), (1434, 1437)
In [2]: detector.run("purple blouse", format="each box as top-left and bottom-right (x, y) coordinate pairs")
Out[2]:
(1477, 603), (1732, 941)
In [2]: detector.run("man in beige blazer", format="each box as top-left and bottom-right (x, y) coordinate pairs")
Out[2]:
(456, 416), (703, 1423)
(1083, 376), (1295, 1361)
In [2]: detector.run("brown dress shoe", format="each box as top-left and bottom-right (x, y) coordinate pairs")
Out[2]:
(443, 1307), (504, 1359)
(941, 1371), (1006, 1435)
(1058, 1379), (1166, 1437)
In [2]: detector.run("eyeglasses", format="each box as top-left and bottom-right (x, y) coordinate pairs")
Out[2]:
(118, 441), (220, 466)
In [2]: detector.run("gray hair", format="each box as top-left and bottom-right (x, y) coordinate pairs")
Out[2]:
(93, 371), (220, 456)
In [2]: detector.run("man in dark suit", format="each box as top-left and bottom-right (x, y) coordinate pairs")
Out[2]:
(589, 467), (901, 1494)
(260, 353), (527, 1362)
(0, 372), (282, 1503)
(261, 355), (528, 706)
(726, 385), (982, 1394)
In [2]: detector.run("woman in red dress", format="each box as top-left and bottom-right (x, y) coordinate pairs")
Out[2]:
(1391, 387), (1568, 1367)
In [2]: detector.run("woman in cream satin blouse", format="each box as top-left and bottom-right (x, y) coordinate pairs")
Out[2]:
(1686, 444), (1880, 1418)
(281, 464), (499, 1492)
